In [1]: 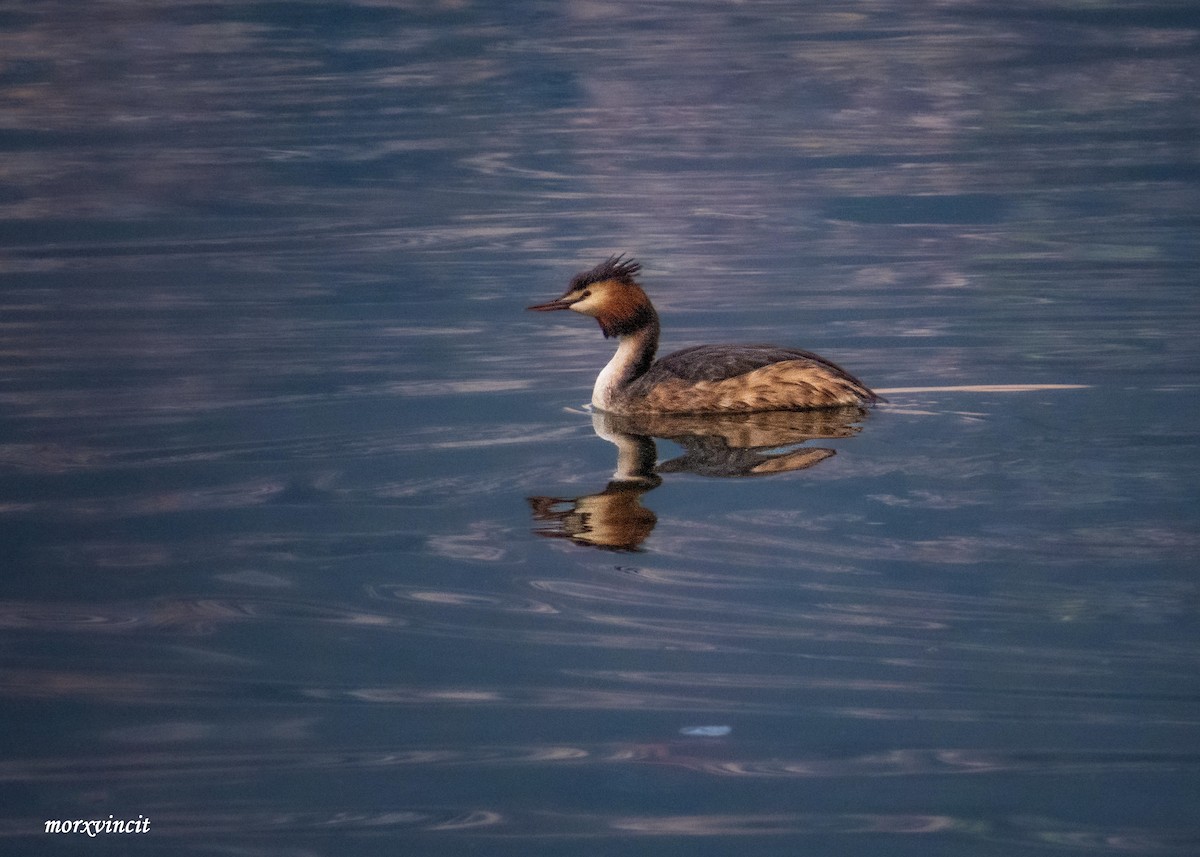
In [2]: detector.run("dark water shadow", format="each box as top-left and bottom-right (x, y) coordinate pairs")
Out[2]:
(529, 407), (868, 551)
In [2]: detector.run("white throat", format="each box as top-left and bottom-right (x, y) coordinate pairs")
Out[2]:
(592, 333), (647, 411)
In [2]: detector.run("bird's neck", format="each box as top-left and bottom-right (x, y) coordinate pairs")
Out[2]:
(591, 315), (659, 411)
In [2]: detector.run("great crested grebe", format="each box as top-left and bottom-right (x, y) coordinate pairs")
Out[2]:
(528, 256), (880, 415)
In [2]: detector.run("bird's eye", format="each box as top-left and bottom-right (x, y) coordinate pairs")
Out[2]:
(581, 290), (591, 299)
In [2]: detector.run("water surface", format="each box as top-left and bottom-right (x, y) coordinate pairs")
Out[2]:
(2, 1), (1199, 854)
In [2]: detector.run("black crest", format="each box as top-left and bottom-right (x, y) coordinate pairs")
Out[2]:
(570, 255), (642, 290)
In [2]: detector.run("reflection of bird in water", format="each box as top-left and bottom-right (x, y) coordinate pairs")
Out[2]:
(529, 484), (659, 553)
(607, 408), (864, 478)
(529, 414), (661, 552)
(528, 408), (865, 551)
(528, 256), (880, 414)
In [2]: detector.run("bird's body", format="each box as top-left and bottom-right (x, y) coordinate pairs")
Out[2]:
(529, 257), (879, 415)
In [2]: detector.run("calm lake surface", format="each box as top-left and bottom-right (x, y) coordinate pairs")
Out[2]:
(2, 1), (1199, 854)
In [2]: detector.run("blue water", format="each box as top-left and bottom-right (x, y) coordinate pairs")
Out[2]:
(2, 1), (1199, 854)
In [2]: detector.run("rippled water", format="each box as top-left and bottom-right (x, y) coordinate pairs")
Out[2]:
(3, 1), (1199, 854)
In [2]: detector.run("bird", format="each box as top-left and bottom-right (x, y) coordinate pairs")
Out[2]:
(527, 256), (880, 415)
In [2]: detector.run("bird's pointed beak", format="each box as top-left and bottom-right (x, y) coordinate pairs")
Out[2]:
(527, 297), (574, 312)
